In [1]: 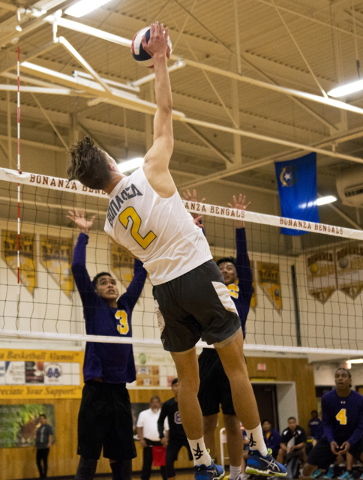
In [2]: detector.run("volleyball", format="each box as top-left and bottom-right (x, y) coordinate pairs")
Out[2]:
(131, 26), (172, 68)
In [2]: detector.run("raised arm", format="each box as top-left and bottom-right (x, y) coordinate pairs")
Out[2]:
(68, 209), (98, 306)
(118, 258), (147, 311)
(231, 195), (254, 300)
(142, 22), (175, 198)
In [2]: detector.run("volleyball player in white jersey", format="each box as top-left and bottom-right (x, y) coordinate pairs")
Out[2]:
(67, 22), (286, 480)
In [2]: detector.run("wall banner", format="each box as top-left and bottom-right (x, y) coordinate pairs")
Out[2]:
(257, 262), (282, 313)
(306, 251), (336, 304)
(0, 404), (55, 448)
(336, 244), (363, 300)
(0, 350), (83, 399)
(40, 236), (73, 298)
(2, 230), (37, 295)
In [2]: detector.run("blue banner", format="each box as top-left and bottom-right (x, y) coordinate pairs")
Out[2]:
(274, 153), (320, 235)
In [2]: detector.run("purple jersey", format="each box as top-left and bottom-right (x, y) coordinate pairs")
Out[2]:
(322, 389), (363, 446)
(72, 233), (147, 383)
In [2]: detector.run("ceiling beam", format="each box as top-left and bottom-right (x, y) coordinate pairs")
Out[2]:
(42, 16), (363, 117)
(6, 61), (363, 166)
(254, 0), (363, 39)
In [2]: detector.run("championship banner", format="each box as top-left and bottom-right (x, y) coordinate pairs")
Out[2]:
(110, 243), (134, 287)
(257, 262), (282, 313)
(2, 230), (37, 295)
(0, 404), (55, 448)
(40, 236), (73, 298)
(0, 349), (83, 399)
(307, 251), (336, 304)
(336, 244), (363, 300)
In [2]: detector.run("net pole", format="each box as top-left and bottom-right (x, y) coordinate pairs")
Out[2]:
(16, 46), (21, 325)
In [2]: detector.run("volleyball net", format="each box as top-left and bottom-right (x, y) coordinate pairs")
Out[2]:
(1, 166), (363, 356)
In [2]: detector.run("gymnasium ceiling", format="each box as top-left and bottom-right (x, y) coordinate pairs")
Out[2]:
(0, 0), (363, 229)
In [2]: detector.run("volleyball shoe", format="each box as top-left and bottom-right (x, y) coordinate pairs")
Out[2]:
(246, 449), (287, 477)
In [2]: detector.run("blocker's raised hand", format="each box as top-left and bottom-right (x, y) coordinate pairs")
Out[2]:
(228, 194), (251, 229)
(67, 208), (95, 235)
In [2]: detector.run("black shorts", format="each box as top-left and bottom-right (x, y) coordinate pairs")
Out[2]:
(77, 380), (136, 461)
(198, 348), (235, 416)
(307, 438), (363, 469)
(153, 260), (241, 352)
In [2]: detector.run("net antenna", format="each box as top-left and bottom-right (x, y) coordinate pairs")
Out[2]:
(16, 46), (21, 329)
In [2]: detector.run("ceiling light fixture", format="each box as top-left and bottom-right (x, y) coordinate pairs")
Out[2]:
(117, 157), (144, 174)
(316, 195), (337, 206)
(65, 0), (112, 18)
(328, 79), (363, 98)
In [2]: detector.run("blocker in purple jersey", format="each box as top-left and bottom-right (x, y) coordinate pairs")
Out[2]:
(131, 27), (172, 68)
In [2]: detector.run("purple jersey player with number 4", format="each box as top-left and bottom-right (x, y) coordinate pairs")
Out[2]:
(301, 368), (363, 479)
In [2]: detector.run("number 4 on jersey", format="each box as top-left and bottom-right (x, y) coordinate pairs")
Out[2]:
(336, 408), (347, 425)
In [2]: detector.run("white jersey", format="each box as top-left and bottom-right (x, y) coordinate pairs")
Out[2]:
(104, 167), (212, 285)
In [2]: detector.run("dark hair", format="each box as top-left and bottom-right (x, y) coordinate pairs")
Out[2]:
(68, 136), (112, 190)
(335, 367), (351, 378)
(216, 257), (236, 267)
(92, 272), (112, 288)
(261, 419), (271, 425)
(171, 378), (178, 386)
(311, 410), (318, 415)
(288, 416), (296, 421)
(40, 414), (46, 419)
(150, 396), (161, 403)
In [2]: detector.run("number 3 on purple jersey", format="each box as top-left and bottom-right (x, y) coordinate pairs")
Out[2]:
(116, 310), (129, 335)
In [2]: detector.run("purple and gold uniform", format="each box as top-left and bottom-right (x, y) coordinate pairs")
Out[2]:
(307, 389), (363, 468)
(72, 232), (147, 461)
(72, 232), (147, 383)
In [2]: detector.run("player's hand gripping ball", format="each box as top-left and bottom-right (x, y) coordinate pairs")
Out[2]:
(131, 26), (172, 68)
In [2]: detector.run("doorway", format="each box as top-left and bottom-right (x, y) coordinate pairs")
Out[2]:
(252, 384), (279, 431)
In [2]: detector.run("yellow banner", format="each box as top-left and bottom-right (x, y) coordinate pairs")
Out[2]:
(257, 262), (282, 313)
(336, 244), (363, 300)
(0, 349), (83, 399)
(2, 230), (37, 295)
(306, 250), (336, 304)
(0, 385), (82, 399)
(0, 349), (83, 362)
(110, 243), (134, 287)
(40, 236), (73, 298)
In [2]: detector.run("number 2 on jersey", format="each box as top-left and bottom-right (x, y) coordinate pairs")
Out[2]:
(336, 408), (347, 425)
(119, 207), (156, 249)
(116, 310), (129, 335)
